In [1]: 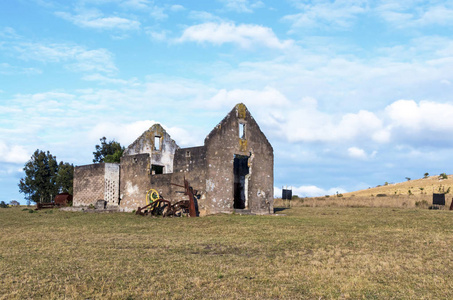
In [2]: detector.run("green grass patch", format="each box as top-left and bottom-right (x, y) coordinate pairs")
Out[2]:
(1, 206), (453, 299)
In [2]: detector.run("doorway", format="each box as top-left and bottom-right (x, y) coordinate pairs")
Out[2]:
(233, 154), (249, 209)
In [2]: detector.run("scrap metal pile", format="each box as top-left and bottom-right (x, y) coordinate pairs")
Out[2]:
(136, 179), (199, 217)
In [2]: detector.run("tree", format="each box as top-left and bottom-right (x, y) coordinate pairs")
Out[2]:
(405, 177), (411, 181)
(56, 162), (74, 194)
(18, 149), (74, 204)
(424, 172), (429, 179)
(9, 200), (20, 206)
(18, 150), (59, 203)
(93, 137), (124, 163)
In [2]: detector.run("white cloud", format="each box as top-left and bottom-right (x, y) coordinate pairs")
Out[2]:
(219, 0), (264, 13)
(385, 100), (453, 133)
(275, 185), (347, 198)
(177, 22), (293, 49)
(275, 103), (389, 144)
(121, 0), (150, 10)
(0, 27), (20, 39)
(0, 142), (29, 164)
(82, 73), (139, 85)
(88, 120), (156, 146)
(377, 2), (453, 28)
(146, 28), (169, 41)
(208, 87), (290, 109)
(55, 11), (140, 30)
(170, 4), (185, 12)
(149, 5), (167, 20)
(283, 0), (367, 31)
(347, 147), (377, 160)
(87, 120), (201, 148)
(188, 11), (225, 22)
(0, 63), (41, 75)
(13, 42), (117, 74)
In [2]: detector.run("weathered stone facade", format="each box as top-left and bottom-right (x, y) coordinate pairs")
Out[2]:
(73, 163), (119, 207)
(73, 103), (274, 215)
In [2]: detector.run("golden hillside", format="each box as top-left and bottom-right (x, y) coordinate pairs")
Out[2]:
(342, 174), (453, 198)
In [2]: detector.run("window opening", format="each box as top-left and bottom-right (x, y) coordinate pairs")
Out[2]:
(151, 164), (164, 175)
(154, 136), (161, 151)
(239, 123), (246, 139)
(186, 151), (191, 157)
(233, 154), (249, 209)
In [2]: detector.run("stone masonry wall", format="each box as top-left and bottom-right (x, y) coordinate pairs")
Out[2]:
(104, 163), (120, 206)
(172, 146), (207, 214)
(244, 114), (274, 213)
(119, 154), (151, 211)
(204, 104), (274, 214)
(73, 164), (105, 206)
(123, 124), (179, 174)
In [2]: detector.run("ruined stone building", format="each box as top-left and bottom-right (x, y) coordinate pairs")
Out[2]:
(73, 103), (274, 215)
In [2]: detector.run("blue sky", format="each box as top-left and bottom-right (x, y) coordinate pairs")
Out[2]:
(2, 0), (453, 203)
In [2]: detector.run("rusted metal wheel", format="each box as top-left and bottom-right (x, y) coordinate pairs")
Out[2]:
(145, 189), (160, 206)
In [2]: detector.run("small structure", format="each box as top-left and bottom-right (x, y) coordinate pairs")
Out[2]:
(433, 193), (446, 206)
(54, 193), (73, 207)
(73, 103), (274, 215)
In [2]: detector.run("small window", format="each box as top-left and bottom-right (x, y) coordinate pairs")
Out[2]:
(151, 165), (164, 175)
(239, 123), (246, 139)
(186, 150), (191, 157)
(154, 136), (161, 151)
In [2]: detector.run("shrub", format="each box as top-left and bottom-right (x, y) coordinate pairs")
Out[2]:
(439, 173), (448, 180)
(376, 194), (387, 197)
(408, 190), (413, 195)
(0, 201), (9, 208)
(415, 200), (429, 208)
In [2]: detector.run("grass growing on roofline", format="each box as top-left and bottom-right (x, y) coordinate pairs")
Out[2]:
(1, 206), (452, 299)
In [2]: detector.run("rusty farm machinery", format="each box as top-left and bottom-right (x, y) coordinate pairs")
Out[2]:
(135, 179), (199, 217)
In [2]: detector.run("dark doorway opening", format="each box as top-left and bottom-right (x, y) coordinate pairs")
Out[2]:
(151, 164), (164, 175)
(234, 155), (249, 209)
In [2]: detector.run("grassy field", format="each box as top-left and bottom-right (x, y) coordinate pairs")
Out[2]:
(1, 206), (453, 299)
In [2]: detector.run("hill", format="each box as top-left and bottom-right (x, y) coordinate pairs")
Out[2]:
(275, 174), (453, 209)
(342, 174), (453, 198)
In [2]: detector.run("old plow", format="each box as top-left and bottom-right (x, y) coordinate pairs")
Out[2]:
(135, 179), (199, 217)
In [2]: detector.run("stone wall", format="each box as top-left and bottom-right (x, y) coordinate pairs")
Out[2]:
(204, 104), (274, 214)
(73, 163), (120, 207)
(244, 115), (274, 214)
(73, 164), (106, 206)
(149, 173), (172, 200)
(119, 154), (151, 211)
(104, 163), (120, 207)
(172, 146), (207, 214)
(123, 124), (179, 174)
(73, 103), (273, 215)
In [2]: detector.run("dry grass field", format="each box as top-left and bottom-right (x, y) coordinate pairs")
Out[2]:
(1, 205), (453, 299)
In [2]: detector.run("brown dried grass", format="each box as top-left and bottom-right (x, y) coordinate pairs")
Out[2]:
(276, 194), (452, 209)
(1, 206), (453, 299)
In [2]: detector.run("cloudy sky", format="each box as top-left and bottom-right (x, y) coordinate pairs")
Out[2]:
(2, 0), (453, 203)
